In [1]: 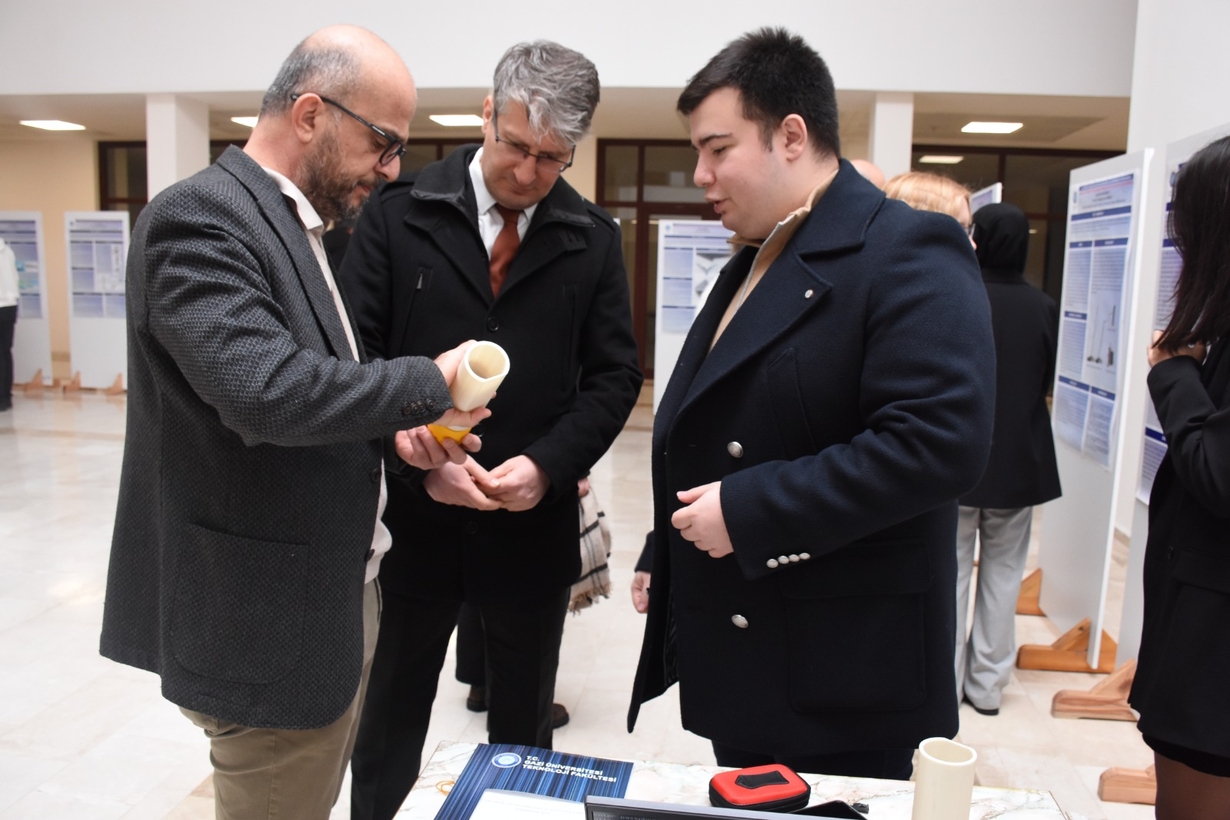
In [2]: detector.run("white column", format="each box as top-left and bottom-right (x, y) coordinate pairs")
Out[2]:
(145, 94), (210, 198)
(867, 92), (914, 181)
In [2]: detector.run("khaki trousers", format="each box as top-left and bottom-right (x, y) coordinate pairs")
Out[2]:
(182, 580), (380, 820)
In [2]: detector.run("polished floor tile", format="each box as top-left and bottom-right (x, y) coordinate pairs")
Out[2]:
(0, 393), (1157, 819)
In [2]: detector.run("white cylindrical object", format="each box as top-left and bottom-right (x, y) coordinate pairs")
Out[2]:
(450, 340), (510, 412)
(911, 737), (977, 820)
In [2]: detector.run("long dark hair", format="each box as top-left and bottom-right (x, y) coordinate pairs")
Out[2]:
(1157, 134), (1230, 350)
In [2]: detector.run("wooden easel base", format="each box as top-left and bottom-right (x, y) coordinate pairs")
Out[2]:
(1016, 567), (1044, 615)
(1017, 618), (1117, 673)
(62, 372), (125, 395)
(1052, 660), (1137, 720)
(1099, 765), (1156, 805)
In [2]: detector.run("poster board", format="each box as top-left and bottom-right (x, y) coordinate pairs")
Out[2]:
(64, 211), (130, 388)
(968, 182), (1003, 213)
(0, 212), (51, 384)
(1037, 151), (1152, 669)
(652, 220), (734, 412)
(1118, 123), (1230, 664)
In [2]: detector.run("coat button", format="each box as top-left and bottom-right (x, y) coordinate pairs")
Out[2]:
(486, 316), (499, 331)
(731, 614), (749, 629)
(426, 399), (436, 410)
(778, 555), (790, 564)
(365, 548), (375, 561)
(805, 288), (815, 299)
(727, 441), (744, 458)
(766, 558), (779, 569)
(370, 467), (381, 484)
(465, 521), (479, 535)
(401, 404), (415, 416)
(799, 552), (811, 561)
(788, 554), (800, 563)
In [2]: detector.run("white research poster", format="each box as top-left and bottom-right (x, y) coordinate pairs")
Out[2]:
(64, 211), (130, 388)
(652, 220), (734, 412)
(1051, 171), (1142, 468)
(0, 212), (52, 383)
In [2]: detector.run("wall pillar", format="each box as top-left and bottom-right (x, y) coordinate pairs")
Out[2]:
(868, 92), (914, 181)
(145, 94), (210, 198)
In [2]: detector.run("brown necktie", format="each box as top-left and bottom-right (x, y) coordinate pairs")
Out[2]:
(489, 205), (522, 297)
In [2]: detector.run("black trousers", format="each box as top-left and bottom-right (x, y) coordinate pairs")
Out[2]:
(0, 305), (15, 407)
(349, 586), (570, 820)
(454, 602), (485, 686)
(712, 740), (915, 782)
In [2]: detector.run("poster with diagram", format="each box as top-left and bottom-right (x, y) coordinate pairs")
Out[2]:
(1051, 170), (1144, 468)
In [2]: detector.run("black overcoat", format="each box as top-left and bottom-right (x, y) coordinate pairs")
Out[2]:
(341, 146), (642, 603)
(1130, 340), (1230, 759)
(629, 162), (995, 755)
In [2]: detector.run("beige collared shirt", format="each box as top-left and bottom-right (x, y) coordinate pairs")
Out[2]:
(711, 172), (838, 349)
(262, 167), (390, 583)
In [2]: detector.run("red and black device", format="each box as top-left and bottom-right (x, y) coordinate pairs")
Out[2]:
(708, 764), (811, 813)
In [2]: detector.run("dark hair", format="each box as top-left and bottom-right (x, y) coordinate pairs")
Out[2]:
(677, 27), (839, 157)
(260, 38), (361, 117)
(1157, 134), (1230, 349)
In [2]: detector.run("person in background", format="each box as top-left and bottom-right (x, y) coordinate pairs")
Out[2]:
(850, 158), (886, 189)
(954, 202), (1060, 716)
(884, 170), (975, 241)
(1130, 134), (1230, 819)
(97, 26), (486, 820)
(341, 40), (641, 820)
(0, 236), (17, 411)
(628, 28), (994, 780)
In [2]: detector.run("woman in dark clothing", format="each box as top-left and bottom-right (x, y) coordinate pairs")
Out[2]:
(1129, 134), (1230, 819)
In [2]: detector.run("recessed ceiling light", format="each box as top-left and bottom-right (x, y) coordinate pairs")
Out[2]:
(961, 121), (1023, 134)
(231, 116), (259, 128)
(20, 120), (85, 131)
(429, 114), (483, 127)
(919, 155), (964, 164)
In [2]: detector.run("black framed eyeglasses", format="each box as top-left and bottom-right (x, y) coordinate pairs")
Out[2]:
(291, 92), (406, 167)
(492, 113), (575, 174)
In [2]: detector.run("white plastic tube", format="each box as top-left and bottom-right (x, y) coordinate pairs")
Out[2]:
(428, 341), (510, 442)
(911, 737), (977, 820)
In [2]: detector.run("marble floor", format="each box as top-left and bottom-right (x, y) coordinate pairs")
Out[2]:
(0, 389), (1155, 819)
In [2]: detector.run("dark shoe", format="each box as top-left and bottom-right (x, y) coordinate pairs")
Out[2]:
(963, 696), (999, 716)
(551, 703), (570, 729)
(466, 685), (487, 713)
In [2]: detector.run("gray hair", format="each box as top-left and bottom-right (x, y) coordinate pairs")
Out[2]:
(492, 41), (599, 146)
(260, 37), (362, 117)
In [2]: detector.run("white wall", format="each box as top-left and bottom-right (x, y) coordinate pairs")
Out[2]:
(0, 1), (1135, 97)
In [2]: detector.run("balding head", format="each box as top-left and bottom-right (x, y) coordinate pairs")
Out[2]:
(260, 25), (414, 119)
(850, 159), (886, 190)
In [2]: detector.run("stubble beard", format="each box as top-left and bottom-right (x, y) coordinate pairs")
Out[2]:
(299, 128), (367, 223)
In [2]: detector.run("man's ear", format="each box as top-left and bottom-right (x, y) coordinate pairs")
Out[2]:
(778, 114), (809, 162)
(290, 93), (327, 146)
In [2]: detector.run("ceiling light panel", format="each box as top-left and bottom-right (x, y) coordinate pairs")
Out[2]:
(961, 121), (1023, 134)
(429, 114), (483, 127)
(20, 120), (86, 131)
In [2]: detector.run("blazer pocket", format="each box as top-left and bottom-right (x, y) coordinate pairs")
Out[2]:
(1173, 549), (1230, 595)
(765, 348), (816, 455)
(780, 539), (930, 713)
(170, 523), (308, 685)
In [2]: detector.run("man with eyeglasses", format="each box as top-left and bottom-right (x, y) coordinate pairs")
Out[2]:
(99, 26), (489, 820)
(340, 40), (641, 820)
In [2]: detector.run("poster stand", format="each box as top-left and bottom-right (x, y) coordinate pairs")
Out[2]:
(1098, 766), (1156, 806)
(1050, 660), (1136, 720)
(1014, 568), (1044, 616)
(64, 211), (130, 390)
(1017, 618), (1116, 674)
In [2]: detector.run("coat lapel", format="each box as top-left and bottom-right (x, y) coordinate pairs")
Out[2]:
(216, 147), (355, 360)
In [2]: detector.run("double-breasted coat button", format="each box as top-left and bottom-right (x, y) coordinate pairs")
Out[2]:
(486, 316), (499, 331)
(731, 614), (749, 629)
(766, 558), (780, 569)
(805, 288), (815, 299)
(369, 467), (382, 484)
(778, 555), (790, 564)
(727, 441), (744, 458)
(799, 552), (811, 561)
(788, 554), (800, 563)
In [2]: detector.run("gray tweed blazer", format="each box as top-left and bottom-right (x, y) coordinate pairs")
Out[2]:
(100, 147), (452, 730)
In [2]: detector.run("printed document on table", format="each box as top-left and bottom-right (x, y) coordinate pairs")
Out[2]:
(469, 790), (584, 820)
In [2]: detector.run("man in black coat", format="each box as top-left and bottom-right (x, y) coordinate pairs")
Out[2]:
(956, 203), (1062, 716)
(628, 28), (995, 780)
(341, 40), (642, 820)
(99, 26), (486, 820)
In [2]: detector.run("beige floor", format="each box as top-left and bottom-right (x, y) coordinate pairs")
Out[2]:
(0, 389), (1156, 819)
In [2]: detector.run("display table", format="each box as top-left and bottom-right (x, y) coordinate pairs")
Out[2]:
(396, 741), (1069, 819)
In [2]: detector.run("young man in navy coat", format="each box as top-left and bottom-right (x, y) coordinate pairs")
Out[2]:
(628, 28), (996, 780)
